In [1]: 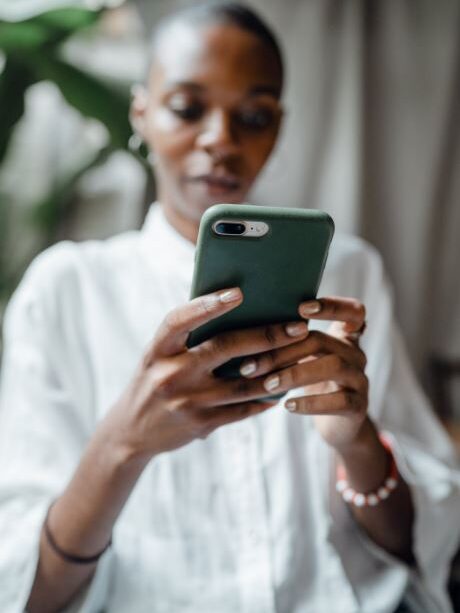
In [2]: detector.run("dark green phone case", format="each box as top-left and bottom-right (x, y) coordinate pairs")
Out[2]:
(187, 203), (334, 379)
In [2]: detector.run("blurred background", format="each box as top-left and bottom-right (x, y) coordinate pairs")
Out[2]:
(0, 0), (459, 422)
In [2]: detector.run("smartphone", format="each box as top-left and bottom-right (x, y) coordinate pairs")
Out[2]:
(187, 203), (334, 385)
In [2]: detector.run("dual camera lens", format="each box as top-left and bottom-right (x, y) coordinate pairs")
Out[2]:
(212, 219), (268, 237)
(214, 222), (246, 235)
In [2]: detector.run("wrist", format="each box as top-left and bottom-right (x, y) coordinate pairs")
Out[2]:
(335, 418), (390, 493)
(94, 413), (153, 476)
(335, 416), (378, 458)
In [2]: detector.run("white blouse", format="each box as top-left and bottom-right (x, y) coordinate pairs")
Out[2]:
(0, 203), (459, 613)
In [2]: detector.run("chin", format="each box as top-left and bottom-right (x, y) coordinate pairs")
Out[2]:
(181, 190), (248, 220)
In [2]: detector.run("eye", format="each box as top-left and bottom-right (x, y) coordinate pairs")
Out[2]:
(236, 108), (275, 130)
(167, 94), (204, 122)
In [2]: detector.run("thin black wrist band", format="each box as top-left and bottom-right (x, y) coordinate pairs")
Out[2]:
(44, 503), (112, 565)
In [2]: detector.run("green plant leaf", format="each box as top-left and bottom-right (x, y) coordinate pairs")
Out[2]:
(0, 21), (50, 50)
(0, 2), (99, 23)
(37, 8), (100, 32)
(32, 54), (132, 149)
(0, 8), (100, 52)
(0, 57), (33, 165)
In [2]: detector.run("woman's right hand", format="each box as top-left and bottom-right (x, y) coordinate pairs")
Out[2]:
(106, 287), (309, 461)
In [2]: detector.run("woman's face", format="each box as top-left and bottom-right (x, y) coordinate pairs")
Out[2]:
(132, 20), (283, 225)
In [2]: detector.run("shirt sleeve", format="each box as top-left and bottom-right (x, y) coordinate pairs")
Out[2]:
(0, 243), (112, 613)
(329, 240), (460, 612)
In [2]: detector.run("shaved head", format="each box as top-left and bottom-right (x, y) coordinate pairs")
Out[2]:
(147, 2), (284, 92)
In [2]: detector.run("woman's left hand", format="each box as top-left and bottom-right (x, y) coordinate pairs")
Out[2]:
(239, 296), (416, 564)
(239, 296), (369, 451)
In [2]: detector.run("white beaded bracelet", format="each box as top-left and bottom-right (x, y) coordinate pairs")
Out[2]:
(336, 434), (399, 508)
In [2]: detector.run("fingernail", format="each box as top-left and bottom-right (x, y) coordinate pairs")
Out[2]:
(300, 301), (321, 316)
(240, 360), (257, 376)
(264, 375), (280, 392)
(219, 288), (242, 303)
(285, 322), (309, 337)
(285, 400), (297, 412)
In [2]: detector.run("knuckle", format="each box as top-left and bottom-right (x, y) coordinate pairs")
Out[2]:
(209, 332), (230, 355)
(232, 377), (251, 396)
(153, 375), (174, 399)
(198, 427), (213, 440)
(283, 367), (296, 389)
(340, 390), (355, 412)
(263, 324), (278, 346)
(230, 403), (251, 420)
(172, 395), (194, 412)
(152, 368), (179, 399)
(162, 309), (182, 334)
(196, 339), (214, 362)
(198, 295), (213, 314)
(329, 354), (345, 373)
(357, 348), (367, 368)
(307, 330), (323, 351)
(260, 348), (278, 372)
(237, 403), (252, 418)
(327, 300), (339, 316)
(360, 373), (369, 394)
(191, 412), (212, 437)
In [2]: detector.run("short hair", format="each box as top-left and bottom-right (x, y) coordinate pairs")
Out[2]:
(148, 2), (284, 90)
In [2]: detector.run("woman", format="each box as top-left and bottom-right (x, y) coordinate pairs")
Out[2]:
(0, 4), (458, 612)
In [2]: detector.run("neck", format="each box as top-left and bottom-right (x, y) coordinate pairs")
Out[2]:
(159, 203), (200, 245)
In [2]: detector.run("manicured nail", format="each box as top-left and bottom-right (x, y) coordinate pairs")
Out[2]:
(219, 288), (242, 303)
(202, 289), (241, 311)
(285, 400), (297, 412)
(285, 322), (309, 337)
(300, 301), (321, 316)
(264, 375), (280, 392)
(240, 360), (257, 376)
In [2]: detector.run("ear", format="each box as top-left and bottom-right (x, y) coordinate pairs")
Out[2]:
(129, 84), (149, 139)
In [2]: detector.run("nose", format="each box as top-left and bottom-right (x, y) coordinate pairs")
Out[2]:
(196, 108), (239, 159)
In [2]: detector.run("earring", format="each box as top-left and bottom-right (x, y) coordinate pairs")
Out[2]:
(147, 151), (157, 166)
(128, 132), (144, 153)
(128, 131), (151, 165)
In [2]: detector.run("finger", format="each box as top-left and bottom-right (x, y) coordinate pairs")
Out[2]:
(239, 330), (367, 378)
(193, 354), (368, 409)
(298, 297), (366, 333)
(191, 373), (283, 409)
(201, 400), (277, 433)
(325, 321), (366, 350)
(258, 354), (369, 398)
(191, 320), (309, 372)
(147, 287), (243, 362)
(346, 319), (367, 342)
(283, 389), (365, 416)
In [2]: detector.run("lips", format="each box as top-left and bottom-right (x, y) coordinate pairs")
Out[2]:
(187, 172), (242, 192)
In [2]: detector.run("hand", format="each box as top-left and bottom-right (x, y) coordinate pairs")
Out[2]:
(106, 287), (310, 461)
(238, 297), (369, 451)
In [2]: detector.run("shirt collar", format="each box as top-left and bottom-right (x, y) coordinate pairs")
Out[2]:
(140, 203), (196, 274)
